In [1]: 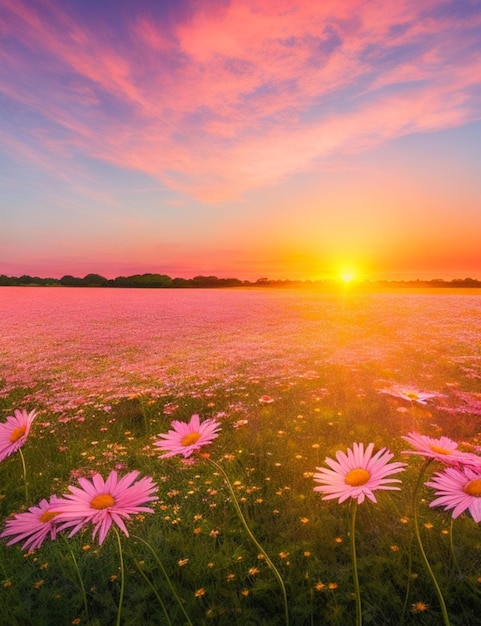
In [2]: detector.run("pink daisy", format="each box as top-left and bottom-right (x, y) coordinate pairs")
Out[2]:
(402, 432), (480, 467)
(381, 387), (439, 405)
(1, 495), (62, 551)
(0, 409), (37, 462)
(49, 470), (158, 545)
(313, 442), (406, 504)
(153, 414), (221, 458)
(425, 465), (481, 522)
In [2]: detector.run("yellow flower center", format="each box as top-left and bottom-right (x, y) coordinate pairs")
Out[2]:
(463, 479), (481, 497)
(9, 426), (26, 443)
(345, 468), (371, 486)
(429, 444), (452, 455)
(39, 511), (60, 524)
(405, 391), (419, 400)
(90, 494), (115, 509)
(181, 432), (201, 447)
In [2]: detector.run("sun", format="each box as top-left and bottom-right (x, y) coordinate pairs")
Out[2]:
(339, 268), (357, 283)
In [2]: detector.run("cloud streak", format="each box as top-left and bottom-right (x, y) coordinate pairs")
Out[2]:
(1, 0), (480, 204)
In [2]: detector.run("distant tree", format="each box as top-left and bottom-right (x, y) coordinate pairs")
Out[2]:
(59, 274), (84, 286)
(83, 273), (108, 286)
(192, 275), (220, 287)
(0, 274), (16, 285)
(172, 277), (192, 288)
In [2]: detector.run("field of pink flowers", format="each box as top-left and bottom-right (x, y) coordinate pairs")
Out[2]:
(1, 286), (481, 625)
(1, 286), (480, 416)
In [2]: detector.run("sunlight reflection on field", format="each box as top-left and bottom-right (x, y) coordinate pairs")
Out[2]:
(1, 287), (480, 416)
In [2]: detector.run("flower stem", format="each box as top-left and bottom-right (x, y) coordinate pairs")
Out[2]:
(134, 560), (173, 626)
(207, 457), (289, 626)
(60, 536), (89, 621)
(69, 546), (89, 621)
(412, 460), (450, 625)
(448, 517), (462, 577)
(350, 500), (362, 626)
(18, 448), (28, 502)
(113, 527), (125, 626)
(132, 535), (193, 626)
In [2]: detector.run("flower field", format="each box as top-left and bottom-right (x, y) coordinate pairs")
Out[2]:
(1, 286), (481, 625)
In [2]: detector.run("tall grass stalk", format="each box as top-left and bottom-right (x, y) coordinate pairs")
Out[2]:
(18, 448), (28, 502)
(134, 559), (173, 626)
(66, 543), (89, 622)
(132, 534), (193, 626)
(412, 460), (450, 626)
(206, 457), (290, 626)
(448, 517), (462, 577)
(350, 500), (362, 626)
(112, 527), (126, 626)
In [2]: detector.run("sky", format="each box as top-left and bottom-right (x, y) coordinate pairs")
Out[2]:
(1, 0), (481, 282)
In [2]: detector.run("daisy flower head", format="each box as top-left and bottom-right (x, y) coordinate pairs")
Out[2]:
(313, 442), (406, 505)
(1, 495), (62, 551)
(426, 465), (481, 522)
(154, 414), (221, 458)
(50, 470), (158, 545)
(381, 387), (439, 405)
(402, 432), (479, 467)
(0, 409), (37, 462)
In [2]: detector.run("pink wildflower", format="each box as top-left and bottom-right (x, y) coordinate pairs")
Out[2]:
(259, 395), (274, 404)
(313, 442), (406, 504)
(402, 432), (480, 467)
(154, 414), (221, 458)
(426, 466), (481, 522)
(0, 409), (37, 462)
(1, 496), (62, 551)
(381, 387), (440, 405)
(50, 470), (158, 545)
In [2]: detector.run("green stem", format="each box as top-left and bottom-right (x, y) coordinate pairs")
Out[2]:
(132, 535), (193, 626)
(134, 560), (173, 626)
(60, 536), (89, 621)
(18, 448), (28, 502)
(207, 457), (289, 626)
(412, 460), (450, 626)
(113, 527), (125, 626)
(400, 534), (414, 624)
(350, 500), (362, 626)
(448, 517), (462, 577)
(69, 547), (89, 621)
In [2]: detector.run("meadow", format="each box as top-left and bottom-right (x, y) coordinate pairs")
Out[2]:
(1, 286), (481, 625)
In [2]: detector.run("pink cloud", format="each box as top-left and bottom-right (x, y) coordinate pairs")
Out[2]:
(1, 0), (480, 201)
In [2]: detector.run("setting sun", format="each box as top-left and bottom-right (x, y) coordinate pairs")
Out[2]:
(339, 269), (357, 283)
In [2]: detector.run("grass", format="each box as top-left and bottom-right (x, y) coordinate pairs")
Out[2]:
(1, 365), (481, 625)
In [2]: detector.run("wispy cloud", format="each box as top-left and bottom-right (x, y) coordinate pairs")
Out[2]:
(1, 0), (480, 201)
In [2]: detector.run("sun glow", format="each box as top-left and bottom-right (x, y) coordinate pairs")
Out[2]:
(339, 268), (357, 283)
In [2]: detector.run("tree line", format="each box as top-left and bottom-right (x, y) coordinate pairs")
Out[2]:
(0, 273), (480, 288)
